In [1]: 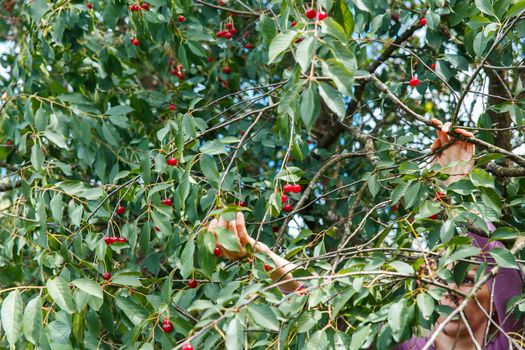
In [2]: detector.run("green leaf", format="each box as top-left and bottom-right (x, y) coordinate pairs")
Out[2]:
(440, 220), (455, 243)
(415, 200), (441, 220)
(200, 154), (220, 188)
(35, 108), (48, 132)
(349, 324), (371, 350)
(180, 239), (195, 279)
(225, 317), (243, 350)
(200, 140), (227, 155)
(115, 296), (148, 326)
(470, 168), (494, 188)
(368, 174), (380, 197)
(475, 0), (496, 16)
(268, 31), (298, 64)
(295, 36), (316, 73)
(248, 304), (280, 331)
(322, 18), (348, 42)
(507, 0), (525, 18)
(321, 59), (354, 96)
(30, 0), (50, 23)
(111, 273), (143, 287)
(489, 248), (518, 269)
(23, 295), (42, 346)
(278, 167), (304, 182)
(72, 279), (103, 300)
(444, 246), (482, 266)
(319, 83), (346, 119)
(31, 144), (44, 171)
(46, 277), (76, 314)
(1, 290), (23, 349)
(43, 130), (68, 149)
(214, 227), (240, 252)
(388, 299), (408, 342)
(300, 84), (320, 130)
(416, 293), (435, 320)
(106, 105), (134, 116)
(296, 310), (322, 333)
(339, 0), (354, 37)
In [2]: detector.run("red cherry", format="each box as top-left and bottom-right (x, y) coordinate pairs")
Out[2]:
(117, 237), (128, 243)
(131, 38), (140, 46)
(245, 43), (253, 50)
(223, 66), (231, 74)
(292, 184), (301, 193)
(218, 0), (225, 5)
(104, 236), (113, 245)
(409, 77), (420, 87)
(272, 226), (279, 233)
(420, 17), (427, 26)
(214, 246), (221, 257)
(176, 71), (184, 79)
(294, 37), (304, 43)
(188, 279), (198, 288)
(429, 214), (439, 220)
(161, 319), (174, 333)
(140, 2), (150, 10)
(238, 201), (246, 207)
(182, 343), (193, 350)
(283, 204), (293, 212)
(216, 31), (224, 37)
(169, 104), (175, 111)
(87, 2), (93, 9)
(116, 205), (126, 215)
(130, 4), (140, 11)
(162, 198), (173, 206)
(431, 63), (436, 70)
(281, 194), (288, 203)
(305, 8), (317, 19)
(102, 272), (111, 280)
(226, 22), (234, 29)
(283, 184), (293, 193)
(317, 12), (328, 20)
(177, 15), (185, 22)
(391, 12), (400, 21)
(207, 57), (213, 62)
(229, 28), (238, 35)
(264, 263), (271, 272)
(166, 157), (178, 166)
(5, 140), (13, 146)
(224, 31), (232, 39)
(291, 20), (297, 27)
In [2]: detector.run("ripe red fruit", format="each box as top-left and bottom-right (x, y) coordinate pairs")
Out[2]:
(291, 20), (297, 27)
(238, 201), (246, 207)
(130, 4), (140, 11)
(283, 184), (293, 193)
(110, 236), (119, 244)
(281, 194), (288, 203)
(420, 17), (427, 26)
(294, 37), (304, 43)
(102, 272), (111, 280)
(226, 22), (234, 30)
(182, 343), (193, 350)
(117, 237), (128, 243)
(409, 77), (420, 87)
(216, 30), (225, 38)
(245, 43), (253, 50)
(5, 140), (13, 146)
(161, 319), (174, 333)
(166, 157), (178, 166)
(224, 31), (232, 39)
(218, 0), (225, 5)
(429, 214), (439, 220)
(229, 28), (238, 35)
(292, 184), (301, 193)
(214, 246), (221, 257)
(305, 8), (317, 19)
(318, 12), (328, 20)
(207, 57), (213, 62)
(283, 204), (293, 212)
(223, 66), (231, 74)
(188, 279), (198, 288)
(177, 15), (185, 22)
(264, 263), (271, 272)
(116, 205), (126, 215)
(390, 12), (400, 21)
(431, 63), (436, 70)
(131, 38), (140, 46)
(272, 226), (279, 233)
(162, 198), (173, 206)
(140, 2), (150, 10)
(104, 236), (113, 245)
(169, 104), (175, 111)
(87, 2), (93, 9)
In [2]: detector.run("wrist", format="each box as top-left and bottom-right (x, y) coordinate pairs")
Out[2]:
(252, 241), (270, 254)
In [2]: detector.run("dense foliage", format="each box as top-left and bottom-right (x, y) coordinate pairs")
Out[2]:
(1, 0), (525, 349)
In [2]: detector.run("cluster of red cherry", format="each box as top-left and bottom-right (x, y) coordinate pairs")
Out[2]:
(103, 236), (128, 245)
(129, 2), (150, 11)
(215, 22), (238, 39)
(171, 64), (184, 79)
(282, 183), (302, 212)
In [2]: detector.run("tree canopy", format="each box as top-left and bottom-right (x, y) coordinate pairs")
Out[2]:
(1, 0), (525, 349)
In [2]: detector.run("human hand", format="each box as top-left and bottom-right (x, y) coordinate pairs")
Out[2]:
(207, 212), (256, 261)
(429, 119), (475, 185)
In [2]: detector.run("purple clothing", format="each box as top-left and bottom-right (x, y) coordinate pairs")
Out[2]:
(396, 225), (524, 349)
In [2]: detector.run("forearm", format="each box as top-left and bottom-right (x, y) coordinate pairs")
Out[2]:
(253, 241), (303, 293)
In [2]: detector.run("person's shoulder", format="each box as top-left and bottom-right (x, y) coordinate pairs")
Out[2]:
(394, 336), (431, 350)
